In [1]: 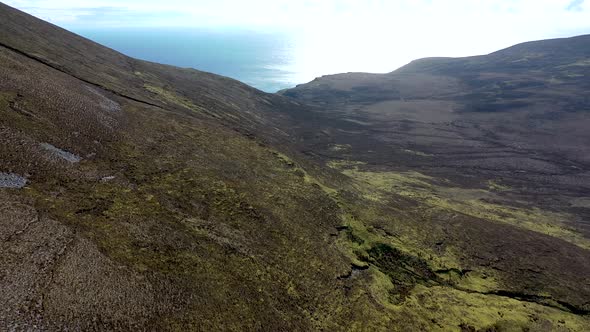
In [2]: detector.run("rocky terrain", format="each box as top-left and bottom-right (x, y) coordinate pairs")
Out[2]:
(1, 3), (589, 331)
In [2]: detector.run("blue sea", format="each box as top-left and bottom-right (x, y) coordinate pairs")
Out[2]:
(73, 28), (301, 93)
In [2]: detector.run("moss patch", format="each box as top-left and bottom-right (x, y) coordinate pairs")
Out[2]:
(330, 161), (590, 250)
(396, 284), (590, 331)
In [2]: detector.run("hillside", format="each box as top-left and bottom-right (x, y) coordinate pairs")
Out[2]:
(1, 3), (589, 331)
(281, 34), (590, 234)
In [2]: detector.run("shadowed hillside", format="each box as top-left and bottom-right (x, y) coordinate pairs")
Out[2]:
(1, 2), (589, 331)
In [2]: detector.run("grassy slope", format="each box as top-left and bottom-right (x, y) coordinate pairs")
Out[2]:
(280, 31), (590, 330)
(280, 35), (590, 249)
(1, 3), (589, 331)
(0, 29), (373, 330)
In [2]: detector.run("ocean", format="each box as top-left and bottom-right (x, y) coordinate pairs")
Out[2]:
(73, 28), (301, 93)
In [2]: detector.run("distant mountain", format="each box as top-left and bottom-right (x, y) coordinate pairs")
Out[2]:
(282, 34), (590, 107)
(1, 2), (589, 331)
(281, 34), (590, 202)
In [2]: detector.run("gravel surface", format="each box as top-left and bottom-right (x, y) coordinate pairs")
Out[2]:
(0, 172), (27, 188)
(40, 143), (82, 163)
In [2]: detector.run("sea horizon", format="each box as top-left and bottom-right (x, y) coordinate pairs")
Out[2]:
(72, 27), (304, 93)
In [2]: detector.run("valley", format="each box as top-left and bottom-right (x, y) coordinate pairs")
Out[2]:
(1, 3), (589, 331)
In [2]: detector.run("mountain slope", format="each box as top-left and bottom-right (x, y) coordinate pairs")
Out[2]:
(281, 34), (590, 231)
(0, 3), (367, 330)
(1, 3), (589, 331)
(279, 34), (590, 325)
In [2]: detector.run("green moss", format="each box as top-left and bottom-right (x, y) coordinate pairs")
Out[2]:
(397, 285), (590, 331)
(360, 263), (590, 331)
(336, 209), (461, 274)
(346, 229), (365, 245)
(9, 82), (588, 329)
(337, 210), (501, 310)
(144, 84), (216, 116)
(331, 162), (590, 250)
(275, 152), (338, 196)
(454, 270), (500, 293)
(324, 160), (590, 329)
(327, 160), (367, 169)
(366, 243), (439, 304)
(487, 180), (510, 191)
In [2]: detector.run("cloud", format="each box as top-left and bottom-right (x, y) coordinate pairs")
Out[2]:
(567, 0), (585, 11)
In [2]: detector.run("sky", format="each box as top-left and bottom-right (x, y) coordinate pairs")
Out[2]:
(4, 0), (590, 80)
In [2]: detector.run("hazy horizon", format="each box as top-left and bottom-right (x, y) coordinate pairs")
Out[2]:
(73, 27), (298, 92)
(5, 0), (590, 90)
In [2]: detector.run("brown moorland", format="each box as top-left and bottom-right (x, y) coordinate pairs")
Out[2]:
(1, 3), (589, 331)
